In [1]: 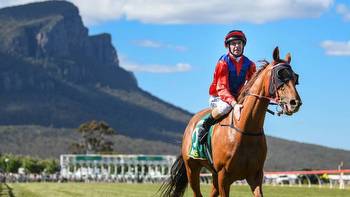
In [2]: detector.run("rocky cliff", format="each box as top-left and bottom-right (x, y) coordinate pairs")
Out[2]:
(0, 1), (192, 142)
(0, 1), (137, 89)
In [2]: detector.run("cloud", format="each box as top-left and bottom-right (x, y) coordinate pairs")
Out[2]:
(133, 40), (162, 48)
(132, 39), (188, 52)
(123, 0), (334, 24)
(0, 0), (43, 8)
(321, 40), (350, 56)
(336, 4), (350, 21)
(0, 0), (41, 6)
(0, 0), (334, 25)
(119, 56), (191, 73)
(69, 0), (125, 25)
(0, 0), (125, 25)
(122, 62), (192, 73)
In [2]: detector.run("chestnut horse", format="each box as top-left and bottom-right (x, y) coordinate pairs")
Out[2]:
(160, 47), (302, 197)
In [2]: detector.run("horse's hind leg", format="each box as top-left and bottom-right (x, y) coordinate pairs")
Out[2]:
(247, 170), (264, 197)
(210, 173), (219, 197)
(184, 159), (203, 197)
(247, 182), (263, 197)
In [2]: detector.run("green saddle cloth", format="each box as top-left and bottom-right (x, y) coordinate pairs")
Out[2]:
(188, 113), (214, 160)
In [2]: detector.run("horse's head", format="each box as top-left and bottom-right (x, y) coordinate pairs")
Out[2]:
(266, 47), (302, 115)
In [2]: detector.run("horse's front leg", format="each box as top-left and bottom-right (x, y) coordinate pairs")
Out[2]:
(210, 173), (219, 197)
(247, 170), (264, 197)
(218, 170), (230, 197)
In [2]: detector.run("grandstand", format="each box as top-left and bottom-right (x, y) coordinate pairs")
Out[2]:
(60, 154), (176, 182)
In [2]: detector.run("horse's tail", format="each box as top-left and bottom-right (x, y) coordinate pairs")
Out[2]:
(159, 154), (188, 197)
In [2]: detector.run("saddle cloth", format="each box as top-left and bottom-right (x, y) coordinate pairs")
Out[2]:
(188, 113), (214, 160)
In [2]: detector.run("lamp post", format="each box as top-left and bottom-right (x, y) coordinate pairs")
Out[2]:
(4, 158), (9, 182)
(338, 161), (344, 189)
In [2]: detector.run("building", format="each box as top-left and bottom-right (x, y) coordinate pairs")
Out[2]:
(60, 154), (177, 182)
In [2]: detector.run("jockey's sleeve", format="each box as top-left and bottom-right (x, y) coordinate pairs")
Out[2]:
(215, 60), (236, 104)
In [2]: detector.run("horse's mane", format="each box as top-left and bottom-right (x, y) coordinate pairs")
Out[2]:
(237, 60), (270, 103)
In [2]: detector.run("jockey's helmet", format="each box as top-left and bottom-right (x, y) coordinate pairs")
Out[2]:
(224, 30), (247, 47)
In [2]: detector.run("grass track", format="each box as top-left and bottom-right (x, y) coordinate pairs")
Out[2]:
(1, 183), (350, 197)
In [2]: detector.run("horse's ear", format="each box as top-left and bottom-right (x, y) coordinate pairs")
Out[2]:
(285, 53), (291, 64)
(273, 46), (280, 62)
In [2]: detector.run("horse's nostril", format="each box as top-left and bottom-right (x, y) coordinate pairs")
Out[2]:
(290, 99), (297, 106)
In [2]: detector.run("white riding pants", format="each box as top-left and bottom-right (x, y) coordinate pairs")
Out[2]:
(209, 96), (232, 116)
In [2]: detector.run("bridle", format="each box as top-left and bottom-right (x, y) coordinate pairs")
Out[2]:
(246, 62), (299, 116)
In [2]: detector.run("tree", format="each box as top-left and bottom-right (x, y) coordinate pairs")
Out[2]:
(22, 157), (45, 174)
(41, 159), (60, 174)
(0, 154), (22, 173)
(68, 143), (85, 154)
(70, 120), (116, 154)
(7, 157), (22, 173)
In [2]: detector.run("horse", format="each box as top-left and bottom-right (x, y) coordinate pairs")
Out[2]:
(160, 47), (302, 197)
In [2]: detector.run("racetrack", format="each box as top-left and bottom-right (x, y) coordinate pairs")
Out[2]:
(1, 183), (350, 197)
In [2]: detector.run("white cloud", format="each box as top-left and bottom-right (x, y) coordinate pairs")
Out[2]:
(0, 0), (334, 25)
(321, 40), (350, 56)
(0, 0), (125, 25)
(123, 0), (334, 24)
(0, 0), (44, 8)
(336, 4), (350, 21)
(122, 62), (192, 73)
(69, 0), (125, 25)
(119, 57), (191, 73)
(133, 40), (162, 48)
(132, 39), (188, 52)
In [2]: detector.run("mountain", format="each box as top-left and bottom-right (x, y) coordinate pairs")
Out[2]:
(0, 1), (192, 143)
(0, 1), (349, 171)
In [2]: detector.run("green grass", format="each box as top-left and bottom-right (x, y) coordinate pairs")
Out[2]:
(1, 183), (350, 197)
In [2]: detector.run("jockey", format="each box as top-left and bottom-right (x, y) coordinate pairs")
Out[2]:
(198, 30), (256, 144)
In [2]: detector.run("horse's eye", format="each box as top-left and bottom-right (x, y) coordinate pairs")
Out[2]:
(277, 68), (292, 81)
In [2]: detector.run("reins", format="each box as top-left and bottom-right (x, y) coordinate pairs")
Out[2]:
(245, 92), (284, 116)
(220, 108), (265, 136)
(220, 122), (265, 136)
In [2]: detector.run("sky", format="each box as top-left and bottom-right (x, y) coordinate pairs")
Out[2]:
(1, 0), (350, 153)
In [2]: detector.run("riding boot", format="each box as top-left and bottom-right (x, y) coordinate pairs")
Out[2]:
(198, 114), (216, 144)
